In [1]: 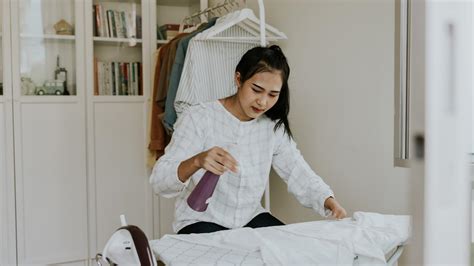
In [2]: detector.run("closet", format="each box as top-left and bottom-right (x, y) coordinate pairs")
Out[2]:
(0, 0), (206, 265)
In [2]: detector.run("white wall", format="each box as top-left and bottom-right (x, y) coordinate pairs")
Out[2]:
(247, 0), (411, 233)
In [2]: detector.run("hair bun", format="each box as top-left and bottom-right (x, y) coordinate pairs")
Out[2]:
(269, 45), (282, 53)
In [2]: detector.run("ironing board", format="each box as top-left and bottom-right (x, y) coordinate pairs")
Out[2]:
(150, 212), (411, 265)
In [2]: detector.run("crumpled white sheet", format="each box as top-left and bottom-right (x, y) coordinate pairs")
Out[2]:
(150, 211), (411, 265)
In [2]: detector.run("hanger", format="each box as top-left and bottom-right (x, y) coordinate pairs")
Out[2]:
(194, 8), (286, 43)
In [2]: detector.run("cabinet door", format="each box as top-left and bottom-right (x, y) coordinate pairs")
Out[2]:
(408, 0), (472, 264)
(10, 0), (88, 264)
(85, 0), (153, 254)
(0, 0), (16, 264)
(420, 0), (472, 263)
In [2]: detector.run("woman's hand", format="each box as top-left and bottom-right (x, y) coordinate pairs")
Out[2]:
(324, 197), (347, 219)
(193, 146), (239, 175)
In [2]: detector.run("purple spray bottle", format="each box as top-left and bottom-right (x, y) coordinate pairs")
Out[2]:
(187, 143), (238, 212)
(186, 171), (220, 212)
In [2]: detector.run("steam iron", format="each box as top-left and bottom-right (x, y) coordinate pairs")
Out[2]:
(95, 215), (157, 266)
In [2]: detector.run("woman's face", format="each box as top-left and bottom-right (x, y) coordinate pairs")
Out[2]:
(235, 71), (282, 120)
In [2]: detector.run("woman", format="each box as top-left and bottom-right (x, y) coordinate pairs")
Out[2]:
(150, 45), (346, 234)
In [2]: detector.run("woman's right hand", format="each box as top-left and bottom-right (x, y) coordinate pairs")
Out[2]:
(193, 146), (239, 175)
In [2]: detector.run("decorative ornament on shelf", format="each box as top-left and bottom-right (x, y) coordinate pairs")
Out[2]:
(20, 77), (36, 95)
(35, 80), (66, 96)
(54, 19), (74, 35)
(54, 55), (69, 95)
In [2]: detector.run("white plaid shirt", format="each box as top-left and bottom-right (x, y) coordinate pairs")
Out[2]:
(150, 101), (334, 232)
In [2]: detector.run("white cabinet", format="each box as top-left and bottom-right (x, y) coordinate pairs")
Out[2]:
(9, 0), (88, 264)
(0, 0), (206, 264)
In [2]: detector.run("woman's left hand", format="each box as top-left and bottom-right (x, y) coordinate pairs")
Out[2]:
(324, 197), (347, 219)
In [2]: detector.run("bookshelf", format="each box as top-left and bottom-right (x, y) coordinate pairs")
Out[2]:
(92, 1), (143, 96)
(86, 0), (207, 258)
(94, 36), (143, 44)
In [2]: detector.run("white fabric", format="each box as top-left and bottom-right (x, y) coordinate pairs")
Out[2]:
(173, 18), (259, 118)
(150, 101), (334, 232)
(150, 212), (411, 265)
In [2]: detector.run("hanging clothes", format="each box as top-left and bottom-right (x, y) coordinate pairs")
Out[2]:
(162, 18), (218, 132)
(148, 33), (189, 162)
(147, 48), (164, 168)
(155, 33), (191, 105)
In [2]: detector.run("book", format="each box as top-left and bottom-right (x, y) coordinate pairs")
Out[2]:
(138, 62), (142, 96)
(120, 11), (128, 38)
(114, 62), (120, 95)
(93, 5), (98, 36)
(121, 62), (127, 95)
(126, 12), (136, 38)
(131, 63), (136, 95)
(110, 62), (116, 95)
(125, 63), (132, 95)
(136, 15), (142, 39)
(114, 10), (123, 38)
(94, 57), (99, 95)
(100, 5), (108, 37)
(106, 10), (114, 37)
(104, 62), (111, 95)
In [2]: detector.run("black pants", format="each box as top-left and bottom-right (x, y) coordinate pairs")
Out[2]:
(178, 212), (284, 234)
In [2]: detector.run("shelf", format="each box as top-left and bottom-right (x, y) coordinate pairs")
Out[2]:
(156, 0), (199, 6)
(95, 0), (141, 3)
(92, 95), (145, 103)
(20, 34), (76, 40)
(93, 37), (142, 46)
(18, 95), (80, 103)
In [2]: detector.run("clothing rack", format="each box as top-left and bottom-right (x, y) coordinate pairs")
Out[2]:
(183, 0), (241, 25)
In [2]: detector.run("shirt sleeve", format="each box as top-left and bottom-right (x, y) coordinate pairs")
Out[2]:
(271, 127), (334, 217)
(149, 106), (204, 198)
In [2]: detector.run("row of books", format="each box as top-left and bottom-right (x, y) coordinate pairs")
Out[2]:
(93, 4), (142, 39)
(94, 59), (142, 96)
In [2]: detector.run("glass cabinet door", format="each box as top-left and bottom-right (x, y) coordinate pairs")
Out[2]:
(18, 0), (77, 96)
(92, 0), (143, 96)
(11, 0), (88, 264)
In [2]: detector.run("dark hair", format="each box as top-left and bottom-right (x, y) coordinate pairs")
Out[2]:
(235, 45), (292, 139)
